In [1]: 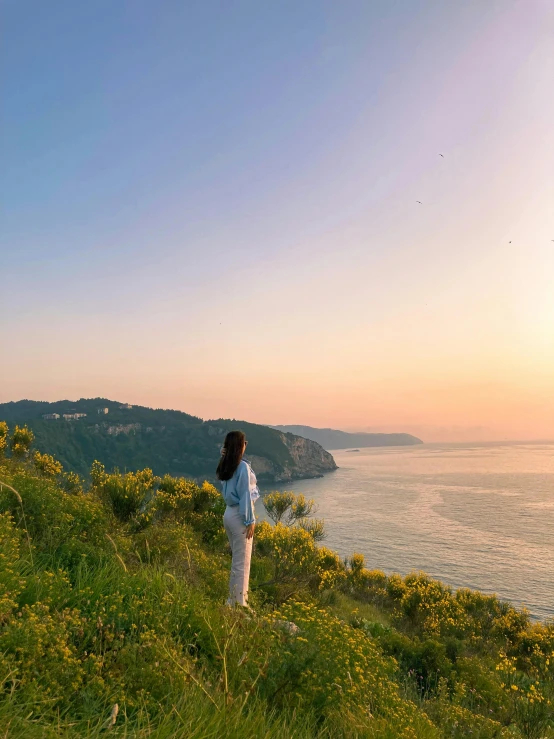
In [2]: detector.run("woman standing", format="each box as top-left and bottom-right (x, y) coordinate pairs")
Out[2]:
(216, 430), (260, 607)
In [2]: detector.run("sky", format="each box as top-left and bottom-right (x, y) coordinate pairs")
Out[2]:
(1, 0), (553, 442)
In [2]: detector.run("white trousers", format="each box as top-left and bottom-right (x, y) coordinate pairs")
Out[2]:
(223, 506), (253, 607)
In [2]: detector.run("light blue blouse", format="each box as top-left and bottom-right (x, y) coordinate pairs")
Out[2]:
(221, 459), (260, 526)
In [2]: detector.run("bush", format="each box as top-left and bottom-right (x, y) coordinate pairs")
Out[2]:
(10, 424), (34, 459)
(60, 470), (84, 495)
(92, 463), (158, 523)
(0, 603), (86, 709)
(261, 599), (437, 737)
(33, 451), (63, 477)
(264, 491), (317, 527)
(153, 476), (226, 545)
(0, 513), (26, 624)
(379, 630), (453, 699)
(424, 679), (510, 738)
(346, 553), (388, 604)
(255, 522), (345, 597)
(0, 421), (8, 457)
(0, 469), (112, 566)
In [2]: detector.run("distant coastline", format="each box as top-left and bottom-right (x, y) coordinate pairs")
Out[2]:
(272, 425), (423, 451)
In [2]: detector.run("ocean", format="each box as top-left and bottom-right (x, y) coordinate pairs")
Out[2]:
(258, 442), (554, 621)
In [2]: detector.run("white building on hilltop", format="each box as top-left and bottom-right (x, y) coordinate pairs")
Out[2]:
(63, 413), (87, 420)
(97, 407), (109, 415)
(42, 413), (60, 420)
(119, 403), (133, 410)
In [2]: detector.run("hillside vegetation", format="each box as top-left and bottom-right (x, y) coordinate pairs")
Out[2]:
(0, 399), (336, 482)
(272, 425), (423, 450)
(0, 422), (553, 738)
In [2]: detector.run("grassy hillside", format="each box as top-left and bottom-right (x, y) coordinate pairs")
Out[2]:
(273, 425), (423, 450)
(0, 427), (553, 737)
(0, 399), (336, 482)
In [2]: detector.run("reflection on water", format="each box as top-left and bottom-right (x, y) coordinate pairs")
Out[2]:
(257, 442), (554, 621)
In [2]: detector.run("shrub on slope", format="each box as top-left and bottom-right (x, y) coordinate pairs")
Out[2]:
(0, 456), (429, 737)
(0, 425), (553, 738)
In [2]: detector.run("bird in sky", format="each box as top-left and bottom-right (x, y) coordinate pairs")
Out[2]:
(416, 201), (423, 204)
(509, 241), (512, 243)
(439, 154), (444, 158)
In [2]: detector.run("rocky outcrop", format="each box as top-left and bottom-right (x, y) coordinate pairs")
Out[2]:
(106, 423), (141, 436)
(279, 432), (337, 480)
(248, 434), (337, 483)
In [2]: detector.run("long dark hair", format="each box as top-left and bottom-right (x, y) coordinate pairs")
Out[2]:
(216, 430), (246, 481)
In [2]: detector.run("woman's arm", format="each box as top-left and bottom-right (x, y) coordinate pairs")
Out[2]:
(236, 462), (256, 527)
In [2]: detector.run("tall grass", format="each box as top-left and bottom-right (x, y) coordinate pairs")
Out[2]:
(1, 444), (554, 738)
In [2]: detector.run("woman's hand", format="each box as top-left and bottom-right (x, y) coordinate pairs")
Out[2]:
(245, 523), (255, 540)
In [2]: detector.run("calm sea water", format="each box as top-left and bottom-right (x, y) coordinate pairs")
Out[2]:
(258, 442), (554, 621)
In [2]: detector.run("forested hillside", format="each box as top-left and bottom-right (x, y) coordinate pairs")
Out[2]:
(0, 399), (336, 482)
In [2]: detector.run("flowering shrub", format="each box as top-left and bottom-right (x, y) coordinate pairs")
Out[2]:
(255, 491), (337, 597)
(496, 651), (554, 738)
(0, 603), (86, 707)
(346, 553), (389, 604)
(153, 476), (225, 544)
(0, 513), (26, 625)
(256, 522), (315, 578)
(10, 424), (34, 459)
(92, 462), (158, 523)
(517, 622), (554, 679)
(316, 546), (347, 591)
(262, 600), (436, 737)
(393, 572), (469, 636)
(255, 522), (345, 597)
(345, 562), (532, 647)
(180, 481), (226, 545)
(33, 450), (63, 477)
(0, 469), (112, 565)
(491, 605), (531, 644)
(60, 470), (84, 494)
(155, 474), (196, 514)
(0, 421), (8, 457)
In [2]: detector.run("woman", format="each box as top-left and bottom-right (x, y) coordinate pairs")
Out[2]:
(216, 430), (260, 607)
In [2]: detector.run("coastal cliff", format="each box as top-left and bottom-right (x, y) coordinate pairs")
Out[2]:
(248, 431), (337, 482)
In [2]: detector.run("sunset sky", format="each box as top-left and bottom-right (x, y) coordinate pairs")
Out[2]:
(2, 0), (553, 442)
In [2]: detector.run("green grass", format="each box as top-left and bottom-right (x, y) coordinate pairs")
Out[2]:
(1, 445), (554, 738)
(323, 590), (392, 627)
(0, 691), (326, 739)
